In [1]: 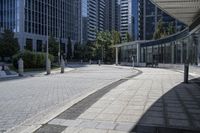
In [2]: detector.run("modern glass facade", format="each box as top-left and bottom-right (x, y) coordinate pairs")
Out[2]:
(116, 0), (200, 66)
(78, 0), (105, 43)
(104, 0), (120, 32)
(120, 0), (185, 42)
(118, 28), (200, 66)
(142, 0), (185, 40)
(0, 0), (20, 32)
(120, 0), (137, 41)
(0, 0), (78, 51)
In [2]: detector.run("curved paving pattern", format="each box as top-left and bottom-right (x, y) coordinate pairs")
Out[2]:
(0, 65), (137, 133)
(35, 68), (200, 133)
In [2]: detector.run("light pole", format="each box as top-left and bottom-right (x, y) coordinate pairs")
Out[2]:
(46, 3), (51, 75)
(101, 44), (104, 63)
(58, 1), (61, 65)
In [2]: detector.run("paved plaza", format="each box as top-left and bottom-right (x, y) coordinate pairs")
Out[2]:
(35, 68), (200, 133)
(0, 65), (137, 133)
(1, 65), (200, 133)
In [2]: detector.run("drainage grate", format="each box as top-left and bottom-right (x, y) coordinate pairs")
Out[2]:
(34, 124), (66, 133)
(56, 70), (142, 120)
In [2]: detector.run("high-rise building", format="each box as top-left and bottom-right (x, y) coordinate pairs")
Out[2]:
(0, 0), (78, 52)
(120, 0), (140, 41)
(78, 0), (105, 44)
(104, 0), (120, 32)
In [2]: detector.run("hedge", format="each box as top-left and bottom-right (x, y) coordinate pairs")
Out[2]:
(12, 50), (54, 69)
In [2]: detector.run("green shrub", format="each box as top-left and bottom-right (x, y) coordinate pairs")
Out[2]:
(12, 50), (54, 69)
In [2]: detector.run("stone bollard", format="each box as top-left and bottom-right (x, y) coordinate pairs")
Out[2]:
(61, 57), (65, 73)
(132, 57), (134, 68)
(65, 59), (68, 66)
(132, 60), (135, 68)
(18, 58), (24, 77)
(89, 59), (92, 65)
(184, 61), (189, 83)
(98, 60), (101, 66)
(2, 64), (5, 71)
(46, 58), (51, 75)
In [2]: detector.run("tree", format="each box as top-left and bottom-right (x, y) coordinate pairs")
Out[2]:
(48, 35), (59, 57)
(84, 42), (96, 60)
(167, 22), (175, 35)
(25, 39), (33, 51)
(153, 19), (165, 40)
(154, 20), (176, 40)
(74, 43), (83, 59)
(0, 29), (19, 61)
(125, 32), (132, 42)
(67, 37), (72, 60)
(96, 31), (115, 63)
(112, 30), (121, 45)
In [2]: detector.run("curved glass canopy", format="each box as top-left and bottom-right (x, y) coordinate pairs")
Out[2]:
(150, 0), (200, 26)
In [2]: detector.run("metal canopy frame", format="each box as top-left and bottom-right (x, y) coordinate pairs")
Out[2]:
(150, 0), (200, 26)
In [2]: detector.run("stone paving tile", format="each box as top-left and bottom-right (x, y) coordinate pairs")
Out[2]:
(78, 120), (99, 128)
(121, 109), (143, 116)
(102, 107), (124, 114)
(116, 114), (140, 123)
(191, 114), (200, 120)
(167, 112), (188, 119)
(115, 123), (135, 132)
(95, 113), (119, 122)
(49, 119), (82, 127)
(0, 65), (135, 132)
(85, 107), (104, 114)
(168, 119), (190, 128)
(139, 116), (165, 126)
(61, 127), (82, 133)
(48, 119), (68, 126)
(193, 121), (200, 128)
(96, 122), (117, 130)
(26, 68), (200, 132)
(108, 130), (128, 133)
(78, 128), (108, 133)
(79, 112), (98, 120)
(145, 111), (164, 117)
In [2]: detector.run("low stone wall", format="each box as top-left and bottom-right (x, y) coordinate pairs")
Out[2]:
(120, 62), (146, 67)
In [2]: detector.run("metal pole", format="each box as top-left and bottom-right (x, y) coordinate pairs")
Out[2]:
(184, 60), (189, 83)
(116, 47), (118, 65)
(101, 45), (103, 63)
(46, 3), (49, 61)
(58, 0), (61, 65)
(46, 3), (50, 75)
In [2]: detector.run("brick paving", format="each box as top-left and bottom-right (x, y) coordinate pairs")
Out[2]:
(35, 68), (200, 133)
(0, 65), (136, 133)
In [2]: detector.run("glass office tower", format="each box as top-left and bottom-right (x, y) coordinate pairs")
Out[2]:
(78, 0), (105, 44)
(0, 0), (78, 51)
(104, 0), (120, 32)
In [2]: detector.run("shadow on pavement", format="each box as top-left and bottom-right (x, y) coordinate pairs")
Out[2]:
(130, 78), (200, 133)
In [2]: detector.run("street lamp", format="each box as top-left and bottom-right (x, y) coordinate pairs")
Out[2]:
(46, 3), (51, 75)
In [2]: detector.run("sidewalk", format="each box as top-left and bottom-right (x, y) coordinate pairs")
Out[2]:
(31, 68), (200, 133)
(23, 67), (74, 77)
(0, 67), (74, 81)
